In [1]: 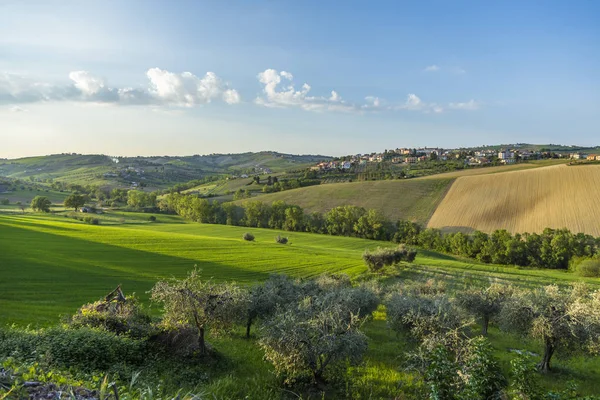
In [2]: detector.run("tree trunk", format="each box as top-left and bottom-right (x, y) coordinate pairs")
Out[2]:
(482, 315), (489, 336)
(198, 327), (207, 356)
(246, 317), (253, 338)
(538, 340), (554, 373)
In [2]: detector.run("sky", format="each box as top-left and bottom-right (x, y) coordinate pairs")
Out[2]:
(0, 0), (598, 158)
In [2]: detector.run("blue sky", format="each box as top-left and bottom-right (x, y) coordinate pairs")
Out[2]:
(1, 0), (598, 158)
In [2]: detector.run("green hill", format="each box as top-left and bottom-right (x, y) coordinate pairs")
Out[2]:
(236, 178), (454, 225)
(0, 152), (330, 190)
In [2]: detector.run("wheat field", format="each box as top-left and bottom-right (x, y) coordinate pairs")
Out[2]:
(427, 165), (600, 236)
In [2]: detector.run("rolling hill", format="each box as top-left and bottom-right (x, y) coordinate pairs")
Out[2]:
(428, 164), (600, 235)
(0, 152), (330, 189)
(237, 178), (454, 224)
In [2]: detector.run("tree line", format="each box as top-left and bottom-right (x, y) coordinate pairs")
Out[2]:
(160, 194), (600, 271)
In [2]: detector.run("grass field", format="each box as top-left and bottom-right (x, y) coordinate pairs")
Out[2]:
(1, 212), (600, 396)
(428, 164), (600, 235)
(2, 212), (598, 326)
(236, 178), (454, 224)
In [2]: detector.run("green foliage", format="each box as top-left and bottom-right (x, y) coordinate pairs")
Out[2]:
(70, 294), (153, 339)
(456, 283), (514, 335)
(259, 290), (369, 384)
(274, 234), (288, 244)
(0, 198), (9, 205)
(150, 268), (247, 355)
(362, 244), (417, 273)
(147, 215), (157, 222)
(499, 284), (600, 372)
(245, 274), (303, 337)
(83, 216), (100, 225)
(30, 195), (51, 212)
(63, 193), (86, 210)
(577, 259), (600, 277)
(0, 326), (145, 372)
(242, 232), (255, 241)
(127, 190), (157, 209)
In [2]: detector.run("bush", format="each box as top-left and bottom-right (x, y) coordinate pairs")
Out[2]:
(0, 326), (145, 371)
(0, 198), (9, 205)
(70, 295), (154, 339)
(577, 259), (600, 277)
(243, 232), (255, 241)
(362, 245), (417, 273)
(275, 235), (288, 244)
(83, 216), (100, 225)
(148, 215), (157, 222)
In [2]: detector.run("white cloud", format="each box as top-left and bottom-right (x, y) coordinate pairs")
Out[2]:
(146, 68), (240, 107)
(255, 69), (358, 113)
(448, 99), (479, 110)
(424, 65), (440, 72)
(0, 69), (240, 108)
(69, 71), (106, 95)
(8, 105), (28, 112)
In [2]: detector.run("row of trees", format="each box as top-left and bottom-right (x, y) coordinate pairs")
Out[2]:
(161, 194), (600, 270)
(73, 271), (600, 397)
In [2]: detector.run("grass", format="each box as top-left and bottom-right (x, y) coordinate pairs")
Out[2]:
(428, 164), (600, 235)
(1, 212), (599, 396)
(2, 211), (598, 326)
(236, 178), (454, 225)
(0, 187), (68, 203)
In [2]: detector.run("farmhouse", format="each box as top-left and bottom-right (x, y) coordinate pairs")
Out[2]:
(587, 154), (599, 161)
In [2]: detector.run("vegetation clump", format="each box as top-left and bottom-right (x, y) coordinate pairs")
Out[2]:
(576, 258), (600, 277)
(362, 244), (416, 273)
(30, 195), (51, 212)
(243, 232), (255, 241)
(275, 234), (288, 244)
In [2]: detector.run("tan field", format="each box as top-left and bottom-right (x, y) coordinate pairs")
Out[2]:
(427, 165), (600, 236)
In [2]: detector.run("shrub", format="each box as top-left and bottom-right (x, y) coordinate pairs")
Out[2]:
(275, 235), (288, 244)
(577, 259), (600, 277)
(0, 326), (145, 371)
(0, 198), (9, 205)
(243, 232), (255, 241)
(362, 245), (417, 273)
(70, 292), (154, 339)
(83, 216), (100, 225)
(148, 215), (157, 222)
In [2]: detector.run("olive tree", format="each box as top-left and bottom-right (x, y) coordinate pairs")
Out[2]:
(499, 284), (600, 372)
(386, 282), (470, 351)
(259, 286), (376, 384)
(150, 268), (247, 355)
(455, 282), (513, 335)
(245, 274), (302, 338)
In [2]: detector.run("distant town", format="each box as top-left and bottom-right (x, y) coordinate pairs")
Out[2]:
(310, 146), (600, 172)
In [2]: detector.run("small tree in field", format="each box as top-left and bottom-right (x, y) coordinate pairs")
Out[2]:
(150, 269), (247, 355)
(456, 282), (513, 335)
(16, 201), (25, 213)
(260, 291), (369, 385)
(31, 195), (51, 212)
(64, 193), (86, 211)
(499, 284), (600, 372)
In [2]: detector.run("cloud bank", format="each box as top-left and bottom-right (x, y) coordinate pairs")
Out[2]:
(0, 69), (240, 107)
(1, 68), (479, 114)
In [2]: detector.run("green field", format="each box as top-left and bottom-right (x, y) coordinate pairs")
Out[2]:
(236, 178), (453, 224)
(1, 213), (600, 396)
(2, 212), (598, 325)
